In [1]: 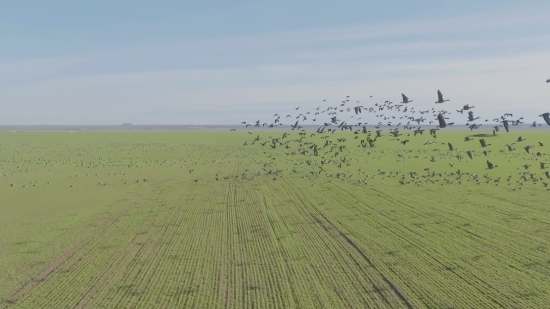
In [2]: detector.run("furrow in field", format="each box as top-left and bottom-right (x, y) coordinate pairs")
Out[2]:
(232, 178), (296, 308)
(278, 175), (487, 308)
(190, 180), (223, 308)
(258, 182), (301, 308)
(324, 180), (524, 308)
(236, 174), (320, 308)
(203, 175), (235, 309)
(11, 180), (185, 307)
(9, 169), (203, 308)
(307, 177), (550, 308)
(0, 184), (140, 301)
(264, 176), (407, 308)
(227, 176), (244, 308)
(1, 199), (139, 308)
(262, 180), (354, 308)
(102, 183), (189, 306)
(373, 183), (550, 307)
(369, 182), (550, 271)
(111, 181), (203, 308)
(276, 176), (420, 309)
(222, 179), (235, 309)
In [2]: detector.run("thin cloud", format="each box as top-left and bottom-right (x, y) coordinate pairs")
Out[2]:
(5, 52), (546, 116)
(3, 3), (549, 77)
(1, 3), (549, 124)
(11, 52), (547, 90)
(0, 57), (88, 83)
(84, 3), (549, 56)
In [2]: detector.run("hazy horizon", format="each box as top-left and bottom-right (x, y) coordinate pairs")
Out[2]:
(0, 123), (546, 131)
(1, 1), (550, 126)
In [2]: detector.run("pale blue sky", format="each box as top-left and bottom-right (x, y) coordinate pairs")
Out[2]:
(1, 0), (549, 125)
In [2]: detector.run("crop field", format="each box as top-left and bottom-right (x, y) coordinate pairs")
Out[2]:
(1, 129), (550, 308)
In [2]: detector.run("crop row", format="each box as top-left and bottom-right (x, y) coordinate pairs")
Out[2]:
(276, 174), (550, 308)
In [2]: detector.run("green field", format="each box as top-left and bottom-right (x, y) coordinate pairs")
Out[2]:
(1, 130), (549, 308)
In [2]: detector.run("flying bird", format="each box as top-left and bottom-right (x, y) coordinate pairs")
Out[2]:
(437, 113), (447, 128)
(479, 139), (489, 147)
(467, 111), (479, 122)
(540, 113), (550, 126)
(435, 90), (450, 104)
(502, 120), (510, 132)
(401, 93), (412, 104)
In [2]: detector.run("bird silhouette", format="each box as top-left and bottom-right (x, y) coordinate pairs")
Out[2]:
(540, 113), (550, 126)
(401, 93), (412, 104)
(435, 90), (450, 104)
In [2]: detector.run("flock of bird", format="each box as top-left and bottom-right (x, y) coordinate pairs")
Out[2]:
(234, 83), (550, 192)
(3, 81), (549, 192)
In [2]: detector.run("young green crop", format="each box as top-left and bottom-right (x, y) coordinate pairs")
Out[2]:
(0, 130), (549, 308)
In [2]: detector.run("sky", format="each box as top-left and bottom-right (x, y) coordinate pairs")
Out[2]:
(1, 0), (549, 125)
